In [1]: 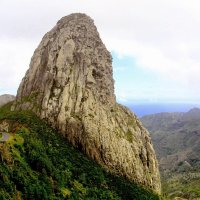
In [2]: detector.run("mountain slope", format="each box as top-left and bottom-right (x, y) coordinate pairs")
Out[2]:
(0, 104), (161, 200)
(141, 108), (200, 199)
(0, 94), (15, 107)
(12, 13), (160, 193)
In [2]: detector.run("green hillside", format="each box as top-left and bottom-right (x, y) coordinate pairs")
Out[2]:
(0, 104), (161, 200)
(141, 109), (200, 199)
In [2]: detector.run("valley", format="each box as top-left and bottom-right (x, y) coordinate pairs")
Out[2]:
(141, 108), (200, 199)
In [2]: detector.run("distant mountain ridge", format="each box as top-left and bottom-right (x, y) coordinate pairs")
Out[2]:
(0, 94), (15, 107)
(141, 108), (200, 170)
(141, 108), (200, 198)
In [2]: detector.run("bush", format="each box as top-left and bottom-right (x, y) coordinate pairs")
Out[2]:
(0, 105), (162, 200)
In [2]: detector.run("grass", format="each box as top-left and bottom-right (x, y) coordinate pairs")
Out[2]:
(162, 172), (200, 199)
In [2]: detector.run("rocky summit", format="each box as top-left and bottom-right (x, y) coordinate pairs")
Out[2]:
(12, 13), (161, 193)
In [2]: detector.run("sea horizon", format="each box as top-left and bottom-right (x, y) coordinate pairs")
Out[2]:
(123, 103), (200, 117)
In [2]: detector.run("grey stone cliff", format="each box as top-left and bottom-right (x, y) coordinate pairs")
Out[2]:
(12, 13), (161, 193)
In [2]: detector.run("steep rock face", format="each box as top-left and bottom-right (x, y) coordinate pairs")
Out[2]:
(12, 13), (161, 193)
(0, 94), (15, 107)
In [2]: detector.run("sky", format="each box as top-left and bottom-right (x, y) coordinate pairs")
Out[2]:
(1, 0), (200, 105)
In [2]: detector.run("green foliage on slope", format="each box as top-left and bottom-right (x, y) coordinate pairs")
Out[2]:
(162, 172), (200, 199)
(0, 105), (161, 200)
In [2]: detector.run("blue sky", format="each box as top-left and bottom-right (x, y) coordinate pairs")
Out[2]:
(112, 52), (200, 105)
(1, 0), (200, 106)
(112, 52), (160, 103)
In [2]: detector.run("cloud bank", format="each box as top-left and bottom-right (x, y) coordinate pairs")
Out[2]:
(1, 0), (200, 103)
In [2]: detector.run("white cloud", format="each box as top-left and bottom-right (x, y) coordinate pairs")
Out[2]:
(0, 0), (200, 103)
(0, 38), (37, 94)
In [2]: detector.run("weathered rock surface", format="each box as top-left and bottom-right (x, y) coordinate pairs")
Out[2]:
(0, 94), (15, 107)
(12, 13), (161, 193)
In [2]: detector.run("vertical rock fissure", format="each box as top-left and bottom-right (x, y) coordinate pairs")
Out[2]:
(12, 13), (161, 194)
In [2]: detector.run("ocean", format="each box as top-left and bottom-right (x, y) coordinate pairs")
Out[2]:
(124, 103), (200, 117)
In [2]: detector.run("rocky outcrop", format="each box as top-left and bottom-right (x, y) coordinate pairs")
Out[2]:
(12, 13), (161, 193)
(0, 94), (15, 107)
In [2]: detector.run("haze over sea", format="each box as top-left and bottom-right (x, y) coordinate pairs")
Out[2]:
(125, 103), (200, 117)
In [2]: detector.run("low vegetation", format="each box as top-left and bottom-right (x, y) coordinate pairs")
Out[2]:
(0, 104), (161, 200)
(162, 171), (200, 199)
